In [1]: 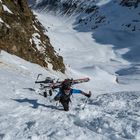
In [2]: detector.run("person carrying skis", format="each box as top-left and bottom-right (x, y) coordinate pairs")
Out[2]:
(53, 79), (91, 111)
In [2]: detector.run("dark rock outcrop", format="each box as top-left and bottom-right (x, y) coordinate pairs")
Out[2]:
(120, 0), (140, 8)
(0, 0), (65, 73)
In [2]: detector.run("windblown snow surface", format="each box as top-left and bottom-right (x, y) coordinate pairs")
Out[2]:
(1, 2), (140, 140)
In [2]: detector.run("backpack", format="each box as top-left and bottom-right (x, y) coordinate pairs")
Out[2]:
(61, 79), (73, 90)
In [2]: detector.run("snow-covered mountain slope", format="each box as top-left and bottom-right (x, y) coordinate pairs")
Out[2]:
(31, 0), (140, 83)
(30, 0), (140, 77)
(31, 0), (140, 32)
(36, 11), (140, 92)
(0, 51), (140, 140)
(29, 2), (140, 138)
(0, 0), (140, 139)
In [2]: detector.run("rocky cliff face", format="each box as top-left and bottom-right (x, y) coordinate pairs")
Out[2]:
(0, 0), (65, 72)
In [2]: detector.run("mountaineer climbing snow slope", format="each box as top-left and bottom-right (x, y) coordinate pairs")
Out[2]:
(0, 0), (140, 139)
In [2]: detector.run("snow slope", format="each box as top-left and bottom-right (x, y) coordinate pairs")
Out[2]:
(36, 12), (140, 93)
(0, 51), (140, 140)
(0, 0), (140, 139)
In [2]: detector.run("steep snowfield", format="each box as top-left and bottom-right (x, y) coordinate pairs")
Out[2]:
(0, 10), (140, 139)
(36, 12), (140, 93)
(0, 1), (140, 139)
(0, 51), (140, 140)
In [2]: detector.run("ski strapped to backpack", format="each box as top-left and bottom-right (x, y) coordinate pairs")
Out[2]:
(36, 77), (90, 89)
(34, 75), (90, 98)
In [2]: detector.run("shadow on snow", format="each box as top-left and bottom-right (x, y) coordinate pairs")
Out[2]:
(12, 98), (63, 111)
(12, 98), (48, 109)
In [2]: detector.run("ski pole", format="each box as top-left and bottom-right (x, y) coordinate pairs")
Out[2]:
(33, 74), (42, 89)
(81, 97), (89, 110)
(82, 91), (91, 110)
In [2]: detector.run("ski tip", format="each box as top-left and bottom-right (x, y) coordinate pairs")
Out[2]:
(87, 77), (90, 80)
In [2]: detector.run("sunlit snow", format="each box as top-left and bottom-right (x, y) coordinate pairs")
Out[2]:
(0, 1), (140, 139)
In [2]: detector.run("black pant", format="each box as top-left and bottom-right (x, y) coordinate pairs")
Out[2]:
(60, 99), (70, 111)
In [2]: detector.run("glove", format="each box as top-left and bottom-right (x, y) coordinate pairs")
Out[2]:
(85, 91), (91, 98)
(85, 94), (91, 98)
